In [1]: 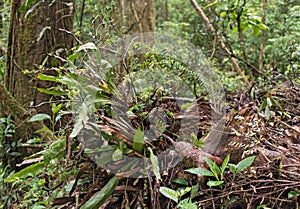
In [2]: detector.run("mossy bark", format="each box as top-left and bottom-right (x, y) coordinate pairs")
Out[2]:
(0, 81), (56, 170)
(5, 0), (75, 113)
(3, 0), (75, 170)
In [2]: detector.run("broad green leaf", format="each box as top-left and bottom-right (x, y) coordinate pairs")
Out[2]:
(43, 138), (66, 164)
(148, 147), (161, 180)
(185, 168), (214, 177)
(236, 156), (256, 172)
(159, 187), (179, 203)
(81, 176), (119, 209)
(133, 128), (144, 152)
(29, 114), (51, 122)
(172, 178), (189, 186)
(207, 180), (224, 187)
(4, 162), (45, 183)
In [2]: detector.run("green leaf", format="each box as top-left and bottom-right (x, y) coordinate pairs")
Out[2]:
(205, 158), (221, 179)
(172, 178), (189, 186)
(185, 168), (214, 177)
(269, 97), (282, 110)
(26, 138), (42, 144)
(236, 156), (256, 172)
(37, 74), (59, 82)
(159, 187), (179, 203)
(256, 204), (271, 209)
(178, 187), (191, 196)
(266, 97), (272, 107)
(179, 203), (198, 209)
(68, 53), (79, 62)
(288, 190), (300, 199)
(148, 147), (161, 180)
(265, 105), (270, 120)
(259, 100), (266, 112)
(18, 0), (34, 12)
(191, 184), (199, 196)
(81, 176), (119, 209)
(207, 180), (224, 187)
(220, 11), (227, 18)
(221, 154), (230, 176)
(204, 0), (218, 8)
(228, 163), (237, 173)
(37, 88), (65, 96)
(52, 103), (63, 115)
(112, 149), (123, 161)
(31, 205), (46, 209)
(70, 103), (89, 138)
(29, 114), (51, 122)
(4, 162), (45, 183)
(76, 42), (98, 52)
(43, 138), (66, 164)
(133, 128), (144, 152)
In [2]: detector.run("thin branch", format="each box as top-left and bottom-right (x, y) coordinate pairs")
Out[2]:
(190, 0), (251, 88)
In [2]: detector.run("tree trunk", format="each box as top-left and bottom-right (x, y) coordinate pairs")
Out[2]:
(120, 0), (155, 34)
(5, 0), (75, 114)
(0, 81), (56, 170)
(3, 0), (75, 170)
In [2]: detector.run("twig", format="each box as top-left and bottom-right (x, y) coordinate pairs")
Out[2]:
(190, 0), (251, 87)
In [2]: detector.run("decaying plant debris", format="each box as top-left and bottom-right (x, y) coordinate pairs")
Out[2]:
(49, 83), (300, 209)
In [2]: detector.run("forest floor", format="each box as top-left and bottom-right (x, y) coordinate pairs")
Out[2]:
(31, 83), (300, 209)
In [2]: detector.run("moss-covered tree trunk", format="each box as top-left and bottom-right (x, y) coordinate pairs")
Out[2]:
(2, 0), (75, 170)
(5, 0), (75, 112)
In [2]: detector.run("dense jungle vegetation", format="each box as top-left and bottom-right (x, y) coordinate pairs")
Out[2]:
(0, 0), (299, 208)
